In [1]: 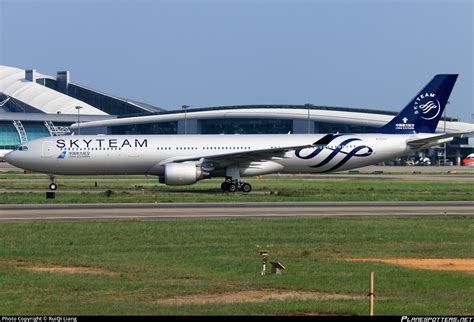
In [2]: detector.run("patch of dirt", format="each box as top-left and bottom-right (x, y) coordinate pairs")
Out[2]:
(20, 265), (118, 276)
(156, 290), (362, 306)
(288, 311), (352, 316)
(347, 258), (474, 274)
(397, 242), (457, 247)
(163, 277), (200, 284)
(1, 260), (118, 276)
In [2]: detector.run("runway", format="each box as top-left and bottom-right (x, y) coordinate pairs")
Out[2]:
(0, 201), (472, 221)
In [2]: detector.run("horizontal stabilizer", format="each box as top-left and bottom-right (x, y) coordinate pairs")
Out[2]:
(407, 132), (470, 148)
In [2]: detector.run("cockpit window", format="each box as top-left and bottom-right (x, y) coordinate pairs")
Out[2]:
(17, 145), (28, 151)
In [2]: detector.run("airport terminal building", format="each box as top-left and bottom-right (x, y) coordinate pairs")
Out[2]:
(1, 65), (473, 164)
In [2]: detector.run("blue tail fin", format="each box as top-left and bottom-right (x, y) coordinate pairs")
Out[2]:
(377, 74), (458, 134)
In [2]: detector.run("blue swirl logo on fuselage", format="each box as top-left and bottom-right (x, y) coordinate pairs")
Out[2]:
(295, 137), (373, 172)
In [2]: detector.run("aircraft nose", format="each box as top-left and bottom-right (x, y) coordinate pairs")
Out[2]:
(3, 151), (16, 165)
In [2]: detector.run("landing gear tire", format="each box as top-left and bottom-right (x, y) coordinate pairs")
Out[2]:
(49, 183), (57, 191)
(241, 183), (252, 193)
(221, 182), (230, 191)
(228, 183), (238, 193)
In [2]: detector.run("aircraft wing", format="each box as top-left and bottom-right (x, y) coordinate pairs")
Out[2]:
(407, 132), (471, 148)
(158, 134), (333, 166)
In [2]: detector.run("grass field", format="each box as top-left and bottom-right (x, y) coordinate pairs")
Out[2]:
(1, 175), (473, 203)
(0, 216), (472, 315)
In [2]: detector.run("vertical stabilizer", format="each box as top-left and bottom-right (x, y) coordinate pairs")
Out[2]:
(377, 74), (458, 134)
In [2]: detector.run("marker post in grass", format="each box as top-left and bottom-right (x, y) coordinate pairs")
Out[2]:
(256, 245), (272, 276)
(369, 271), (375, 316)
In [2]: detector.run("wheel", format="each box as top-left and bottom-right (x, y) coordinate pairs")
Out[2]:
(228, 183), (238, 193)
(49, 183), (57, 191)
(221, 182), (230, 191)
(241, 183), (252, 193)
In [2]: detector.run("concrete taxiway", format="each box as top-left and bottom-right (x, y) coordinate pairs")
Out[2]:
(0, 201), (472, 221)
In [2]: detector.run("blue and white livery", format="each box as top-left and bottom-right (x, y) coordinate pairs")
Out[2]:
(4, 74), (469, 192)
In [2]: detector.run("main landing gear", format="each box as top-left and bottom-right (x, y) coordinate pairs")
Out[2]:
(220, 177), (252, 193)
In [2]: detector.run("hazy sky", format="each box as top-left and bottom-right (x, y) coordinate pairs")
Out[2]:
(1, 0), (472, 121)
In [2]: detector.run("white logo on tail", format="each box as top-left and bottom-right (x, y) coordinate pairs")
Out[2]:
(419, 101), (438, 114)
(396, 116), (414, 130)
(413, 92), (441, 121)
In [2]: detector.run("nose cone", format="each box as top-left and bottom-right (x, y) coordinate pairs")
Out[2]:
(3, 151), (13, 163)
(3, 151), (19, 166)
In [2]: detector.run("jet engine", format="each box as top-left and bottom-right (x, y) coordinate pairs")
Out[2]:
(159, 162), (208, 185)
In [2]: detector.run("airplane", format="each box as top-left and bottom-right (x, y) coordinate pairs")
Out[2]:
(462, 153), (474, 167)
(4, 74), (470, 192)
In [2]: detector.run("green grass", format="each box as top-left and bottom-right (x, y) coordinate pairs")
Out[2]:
(0, 217), (472, 315)
(0, 177), (473, 203)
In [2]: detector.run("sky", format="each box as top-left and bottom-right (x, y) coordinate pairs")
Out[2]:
(1, 0), (472, 122)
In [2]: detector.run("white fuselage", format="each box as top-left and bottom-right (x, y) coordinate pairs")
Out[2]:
(4, 133), (418, 178)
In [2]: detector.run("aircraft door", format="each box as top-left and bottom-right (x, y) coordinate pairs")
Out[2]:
(41, 141), (53, 158)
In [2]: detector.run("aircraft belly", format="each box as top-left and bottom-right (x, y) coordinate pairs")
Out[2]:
(239, 161), (284, 176)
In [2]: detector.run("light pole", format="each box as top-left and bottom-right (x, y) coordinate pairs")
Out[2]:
(443, 101), (449, 166)
(182, 105), (189, 134)
(75, 106), (83, 135)
(304, 104), (312, 134)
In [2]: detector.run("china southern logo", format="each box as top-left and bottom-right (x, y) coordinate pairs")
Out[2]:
(57, 150), (67, 159)
(413, 92), (441, 121)
(395, 116), (414, 130)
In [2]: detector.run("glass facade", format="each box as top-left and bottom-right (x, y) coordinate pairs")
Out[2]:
(23, 122), (51, 141)
(110, 122), (177, 135)
(68, 84), (156, 116)
(316, 122), (376, 134)
(201, 119), (293, 134)
(35, 78), (159, 116)
(451, 136), (469, 146)
(106, 119), (372, 135)
(39, 78), (58, 90)
(0, 121), (20, 150)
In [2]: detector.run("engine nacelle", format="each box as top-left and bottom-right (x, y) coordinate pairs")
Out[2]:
(161, 162), (205, 186)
